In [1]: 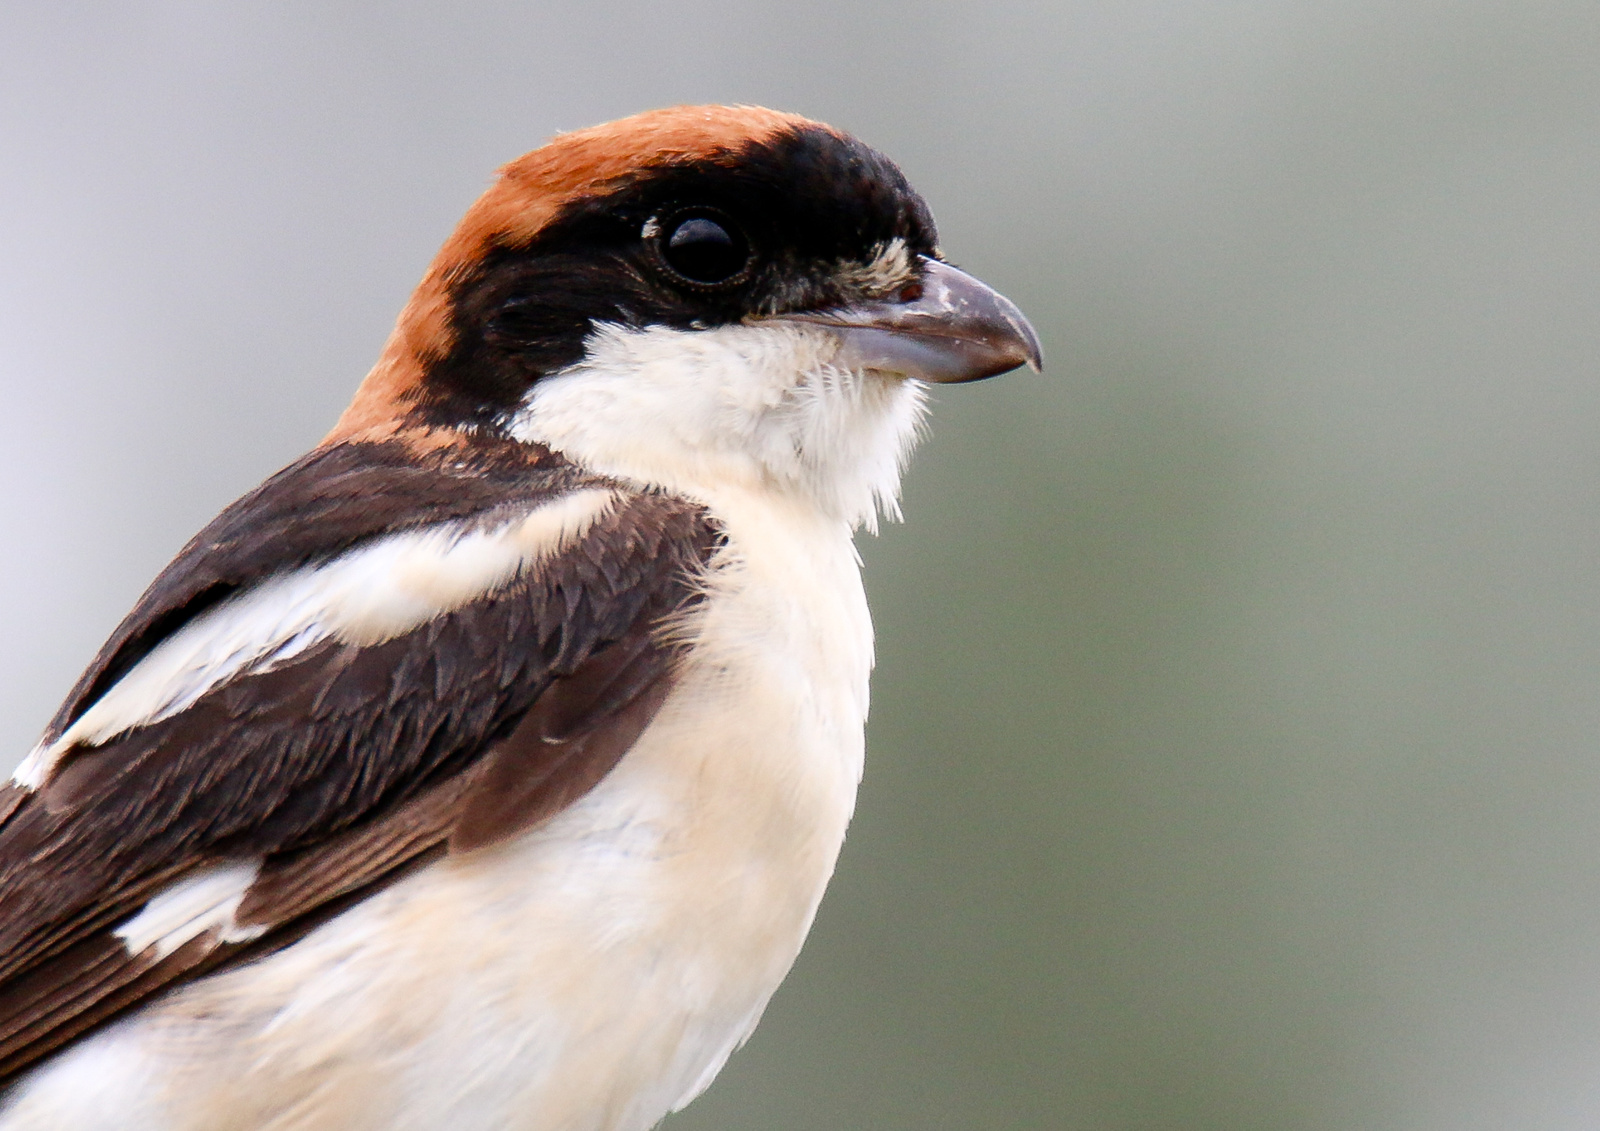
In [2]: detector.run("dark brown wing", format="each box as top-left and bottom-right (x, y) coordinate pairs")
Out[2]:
(0, 440), (720, 1084)
(42, 434), (593, 744)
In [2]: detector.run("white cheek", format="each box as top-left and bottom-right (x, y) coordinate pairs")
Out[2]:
(510, 321), (926, 530)
(518, 322), (830, 463)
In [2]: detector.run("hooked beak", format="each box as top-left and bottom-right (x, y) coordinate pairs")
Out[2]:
(765, 256), (1043, 384)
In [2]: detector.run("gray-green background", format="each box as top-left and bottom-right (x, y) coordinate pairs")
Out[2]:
(5, 2), (1600, 1127)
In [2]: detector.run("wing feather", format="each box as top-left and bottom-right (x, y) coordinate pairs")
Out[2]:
(0, 436), (720, 1086)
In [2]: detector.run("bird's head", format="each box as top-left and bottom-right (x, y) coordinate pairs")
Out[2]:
(329, 105), (1041, 528)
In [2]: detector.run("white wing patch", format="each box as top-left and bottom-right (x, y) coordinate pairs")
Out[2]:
(114, 860), (267, 960)
(12, 488), (620, 791)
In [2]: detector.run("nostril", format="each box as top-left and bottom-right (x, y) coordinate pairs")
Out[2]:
(895, 282), (924, 303)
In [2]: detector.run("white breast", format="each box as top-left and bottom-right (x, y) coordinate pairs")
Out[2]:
(4, 316), (924, 1131)
(0, 487), (875, 1131)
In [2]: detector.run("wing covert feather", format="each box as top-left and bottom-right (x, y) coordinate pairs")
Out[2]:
(0, 439), (721, 1086)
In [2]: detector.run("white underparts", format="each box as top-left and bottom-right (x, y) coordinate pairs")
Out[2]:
(0, 317), (902, 1131)
(114, 860), (266, 960)
(4, 474), (878, 1131)
(508, 320), (926, 533)
(11, 488), (620, 791)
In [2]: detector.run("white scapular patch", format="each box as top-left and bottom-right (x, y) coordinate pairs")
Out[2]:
(12, 488), (619, 790)
(114, 860), (267, 959)
(509, 320), (926, 532)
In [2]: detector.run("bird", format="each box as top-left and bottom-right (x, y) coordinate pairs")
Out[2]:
(0, 104), (1040, 1130)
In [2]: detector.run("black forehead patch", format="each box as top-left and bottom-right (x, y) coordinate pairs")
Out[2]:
(416, 125), (938, 428)
(535, 124), (938, 265)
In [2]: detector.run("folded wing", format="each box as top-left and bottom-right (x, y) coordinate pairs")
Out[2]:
(0, 434), (720, 1082)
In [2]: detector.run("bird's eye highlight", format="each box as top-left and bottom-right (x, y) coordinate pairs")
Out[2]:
(648, 210), (752, 288)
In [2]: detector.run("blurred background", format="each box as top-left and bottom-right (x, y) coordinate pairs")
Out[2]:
(4, 1), (1600, 1127)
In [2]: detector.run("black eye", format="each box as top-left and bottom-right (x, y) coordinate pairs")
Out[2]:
(650, 210), (752, 287)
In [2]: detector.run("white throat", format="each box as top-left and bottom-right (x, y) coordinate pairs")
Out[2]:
(508, 321), (926, 530)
